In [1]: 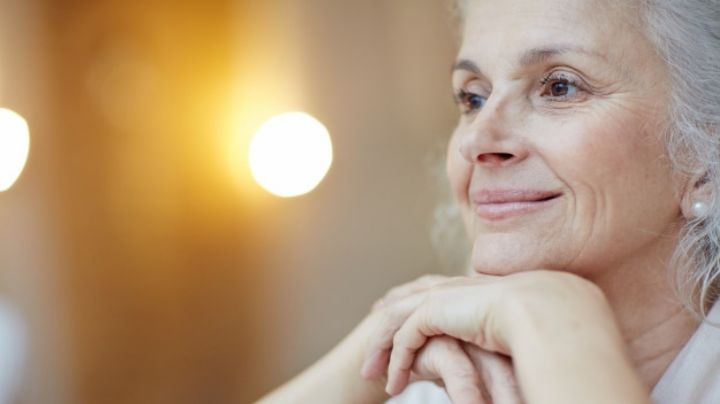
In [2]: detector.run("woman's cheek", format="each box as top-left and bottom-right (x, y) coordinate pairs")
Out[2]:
(536, 112), (637, 181)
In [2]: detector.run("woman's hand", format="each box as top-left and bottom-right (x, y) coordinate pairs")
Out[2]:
(402, 336), (523, 404)
(256, 274), (459, 404)
(369, 275), (523, 404)
(362, 270), (650, 404)
(463, 346), (520, 404)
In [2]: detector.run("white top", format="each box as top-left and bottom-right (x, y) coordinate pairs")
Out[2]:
(651, 301), (720, 403)
(387, 302), (720, 404)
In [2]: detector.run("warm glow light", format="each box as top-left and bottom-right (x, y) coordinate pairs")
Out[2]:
(0, 109), (30, 192)
(249, 112), (333, 198)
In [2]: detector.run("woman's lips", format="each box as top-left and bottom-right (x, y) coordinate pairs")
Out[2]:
(471, 189), (563, 221)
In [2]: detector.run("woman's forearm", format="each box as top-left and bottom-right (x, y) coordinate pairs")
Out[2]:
(512, 337), (649, 404)
(255, 321), (389, 404)
(507, 297), (650, 404)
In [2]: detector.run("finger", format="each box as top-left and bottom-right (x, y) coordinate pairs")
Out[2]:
(482, 356), (522, 404)
(385, 288), (501, 396)
(364, 277), (474, 379)
(413, 337), (488, 404)
(361, 292), (430, 380)
(465, 345), (522, 404)
(385, 305), (435, 395)
(380, 278), (509, 392)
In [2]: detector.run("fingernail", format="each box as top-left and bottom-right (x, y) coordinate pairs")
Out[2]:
(385, 376), (396, 395)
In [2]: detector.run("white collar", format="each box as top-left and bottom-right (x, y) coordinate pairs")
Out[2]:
(651, 302), (720, 403)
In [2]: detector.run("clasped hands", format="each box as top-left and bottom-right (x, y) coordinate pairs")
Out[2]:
(359, 270), (615, 404)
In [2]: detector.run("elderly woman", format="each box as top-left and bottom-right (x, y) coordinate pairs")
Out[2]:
(257, 0), (720, 402)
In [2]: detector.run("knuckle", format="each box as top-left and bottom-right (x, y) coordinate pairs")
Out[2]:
(423, 336), (453, 357)
(386, 304), (410, 325)
(392, 331), (405, 347)
(377, 304), (393, 322)
(447, 365), (477, 382)
(371, 297), (385, 309)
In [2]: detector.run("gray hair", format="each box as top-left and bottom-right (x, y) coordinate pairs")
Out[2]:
(642, 0), (720, 317)
(442, 0), (720, 317)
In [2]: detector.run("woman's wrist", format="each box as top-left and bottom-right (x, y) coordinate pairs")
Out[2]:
(503, 279), (649, 404)
(512, 335), (649, 404)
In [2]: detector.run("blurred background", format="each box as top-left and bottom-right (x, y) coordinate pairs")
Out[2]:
(0, 0), (460, 402)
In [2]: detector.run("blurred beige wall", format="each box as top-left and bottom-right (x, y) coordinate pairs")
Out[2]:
(0, 1), (459, 403)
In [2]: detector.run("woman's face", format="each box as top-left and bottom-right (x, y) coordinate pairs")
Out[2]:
(448, 0), (682, 277)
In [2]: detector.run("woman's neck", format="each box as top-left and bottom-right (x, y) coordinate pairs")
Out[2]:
(591, 227), (699, 389)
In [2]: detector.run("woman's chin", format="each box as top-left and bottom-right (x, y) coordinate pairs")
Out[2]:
(469, 243), (559, 277)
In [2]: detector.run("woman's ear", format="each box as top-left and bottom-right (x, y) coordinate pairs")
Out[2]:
(681, 172), (711, 219)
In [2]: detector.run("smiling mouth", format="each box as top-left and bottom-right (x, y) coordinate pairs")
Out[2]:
(471, 189), (563, 221)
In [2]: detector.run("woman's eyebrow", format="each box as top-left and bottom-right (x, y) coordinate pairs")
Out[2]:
(452, 45), (606, 74)
(452, 59), (481, 75)
(518, 45), (606, 67)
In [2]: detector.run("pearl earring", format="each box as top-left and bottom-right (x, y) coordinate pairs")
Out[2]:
(692, 201), (709, 218)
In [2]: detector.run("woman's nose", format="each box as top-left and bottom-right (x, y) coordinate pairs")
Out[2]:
(458, 109), (529, 167)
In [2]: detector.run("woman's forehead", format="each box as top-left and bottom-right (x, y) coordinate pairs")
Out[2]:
(458, 0), (642, 73)
(455, 44), (609, 73)
(462, 0), (619, 43)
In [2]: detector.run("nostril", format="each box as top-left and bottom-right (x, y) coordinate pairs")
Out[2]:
(477, 152), (515, 164)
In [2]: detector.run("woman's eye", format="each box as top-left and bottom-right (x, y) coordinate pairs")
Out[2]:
(541, 74), (581, 99)
(548, 80), (577, 97)
(456, 90), (487, 113)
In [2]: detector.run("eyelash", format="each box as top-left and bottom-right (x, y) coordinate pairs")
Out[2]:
(454, 90), (487, 115)
(539, 71), (583, 99)
(454, 71), (586, 115)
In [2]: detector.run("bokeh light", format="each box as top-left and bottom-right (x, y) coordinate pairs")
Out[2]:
(249, 112), (333, 198)
(0, 108), (30, 192)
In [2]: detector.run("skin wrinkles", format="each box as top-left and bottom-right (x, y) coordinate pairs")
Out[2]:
(452, 45), (610, 77)
(449, 0), (681, 292)
(453, 56), (623, 124)
(557, 92), (669, 273)
(442, 0), (694, 390)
